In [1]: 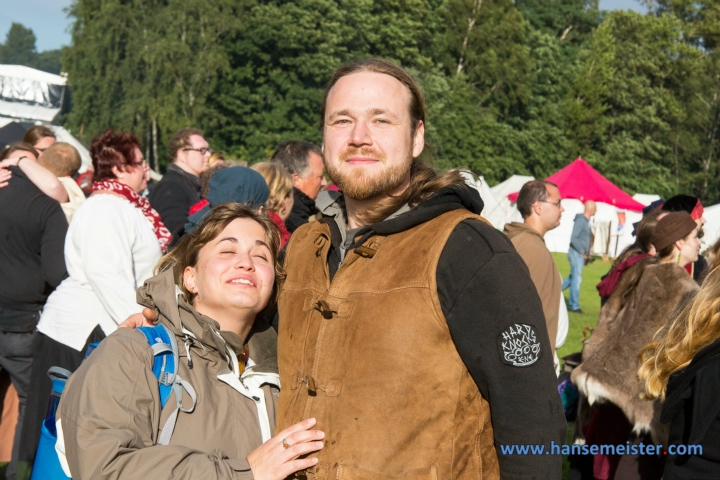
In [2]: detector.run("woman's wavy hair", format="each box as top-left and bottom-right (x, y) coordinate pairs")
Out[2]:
(251, 161), (293, 214)
(638, 266), (720, 400)
(155, 203), (285, 309)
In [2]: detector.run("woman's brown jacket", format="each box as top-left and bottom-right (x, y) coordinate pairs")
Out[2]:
(56, 268), (279, 479)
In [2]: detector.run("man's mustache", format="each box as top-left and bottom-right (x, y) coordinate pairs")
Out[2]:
(339, 148), (385, 162)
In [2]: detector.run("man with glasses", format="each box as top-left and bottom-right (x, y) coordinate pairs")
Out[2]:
(504, 180), (567, 366)
(149, 127), (211, 245)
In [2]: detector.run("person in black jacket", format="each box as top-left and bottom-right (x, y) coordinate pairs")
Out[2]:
(639, 266), (720, 479)
(271, 140), (327, 233)
(0, 142), (68, 480)
(148, 127), (210, 246)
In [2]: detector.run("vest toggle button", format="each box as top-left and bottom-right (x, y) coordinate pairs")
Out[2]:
(304, 375), (317, 392)
(355, 245), (376, 258)
(316, 300), (334, 319)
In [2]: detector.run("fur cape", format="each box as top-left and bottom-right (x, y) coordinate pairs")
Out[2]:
(572, 262), (698, 443)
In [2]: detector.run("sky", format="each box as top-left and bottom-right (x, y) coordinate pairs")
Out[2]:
(1, 0), (74, 52)
(1, 0), (647, 53)
(599, 0), (647, 13)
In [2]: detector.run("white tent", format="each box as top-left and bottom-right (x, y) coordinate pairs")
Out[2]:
(487, 175), (534, 228)
(488, 174), (651, 257)
(0, 65), (66, 123)
(461, 173), (504, 227)
(633, 193), (661, 207)
(701, 203), (720, 253)
(543, 200), (642, 256)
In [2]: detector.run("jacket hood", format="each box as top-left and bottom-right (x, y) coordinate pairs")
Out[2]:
(503, 222), (543, 242)
(661, 337), (720, 424)
(319, 184), (484, 248)
(574, 213), (588, 222)
(136, 268), (277, 373)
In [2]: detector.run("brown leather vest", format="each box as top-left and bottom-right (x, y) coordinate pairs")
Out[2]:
(277, 209), (500, 480)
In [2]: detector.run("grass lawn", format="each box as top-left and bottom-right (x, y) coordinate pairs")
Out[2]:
(553, 252), (612, 480)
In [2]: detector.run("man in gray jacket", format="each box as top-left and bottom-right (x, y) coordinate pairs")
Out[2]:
(562, 200), (596, 312)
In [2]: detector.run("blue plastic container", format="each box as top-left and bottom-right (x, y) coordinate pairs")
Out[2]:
(30, 367), (73, 480)
(30, 416), (70, 480)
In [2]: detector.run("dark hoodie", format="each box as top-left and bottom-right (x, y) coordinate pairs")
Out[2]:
(314, 184), (566, 480)
(661, 337), (720, 479)
(285, 187), (320, 233)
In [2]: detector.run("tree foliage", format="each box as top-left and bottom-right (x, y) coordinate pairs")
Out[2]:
(17, 0), (719, 203)
(0, 23), (62, 74)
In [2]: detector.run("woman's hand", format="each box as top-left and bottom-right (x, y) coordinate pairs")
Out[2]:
(0, 163), (12, 188)
(118, 307), (157, 328)
(247, 418), (324, 480)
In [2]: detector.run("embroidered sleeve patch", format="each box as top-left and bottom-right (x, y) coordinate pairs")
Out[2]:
(497, 323), (541, 367)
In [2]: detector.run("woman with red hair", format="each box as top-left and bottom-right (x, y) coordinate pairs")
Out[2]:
(19, 130), (171, 470)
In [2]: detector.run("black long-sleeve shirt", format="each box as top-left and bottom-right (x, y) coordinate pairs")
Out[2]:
(148, 164), (201, 246)
(0, 167), (68, 329)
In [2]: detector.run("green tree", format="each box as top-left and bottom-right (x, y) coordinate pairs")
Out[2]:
(516, 0), (600, 46)
(207, 0), (442, 161)
(34, 50), (62, 74)
(63, 0), (235, 169)
(433, 0), (531, 118)
(569, 11), (702, 197)
(0, 23), (37, 65)
(0, 23), (63, 74)
(645, 0), (720, 201)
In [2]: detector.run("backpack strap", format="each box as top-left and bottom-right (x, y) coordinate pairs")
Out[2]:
(137, 325), (197, 445)
(137, 325), (177, 407)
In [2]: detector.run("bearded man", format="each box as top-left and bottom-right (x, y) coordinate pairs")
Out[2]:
(275, 58), (565, 479)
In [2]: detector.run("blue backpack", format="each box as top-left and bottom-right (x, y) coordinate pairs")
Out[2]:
(31, 324), (196, 480)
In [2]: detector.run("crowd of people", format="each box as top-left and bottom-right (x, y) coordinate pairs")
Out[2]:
(0, 57), (719, 480)
(503, 177), (717, 479)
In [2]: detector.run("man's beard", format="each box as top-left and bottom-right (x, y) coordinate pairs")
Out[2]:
(326, 148), (411, 201)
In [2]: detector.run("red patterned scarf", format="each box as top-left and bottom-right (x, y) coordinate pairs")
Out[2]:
(92, 179), (172, 252)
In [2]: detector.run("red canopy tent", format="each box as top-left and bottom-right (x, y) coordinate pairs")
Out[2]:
(508, 158), (645, 212)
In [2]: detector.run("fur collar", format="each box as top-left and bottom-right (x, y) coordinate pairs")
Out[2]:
(572, 262), (698, 443)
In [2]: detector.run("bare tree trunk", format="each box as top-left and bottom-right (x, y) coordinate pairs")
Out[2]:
(456, 0), (482, 76)
(145, 125), (151, 169)
(152, 115), (159, 173)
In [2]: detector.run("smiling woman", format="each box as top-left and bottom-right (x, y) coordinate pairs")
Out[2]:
(54, 203), (325, 480)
